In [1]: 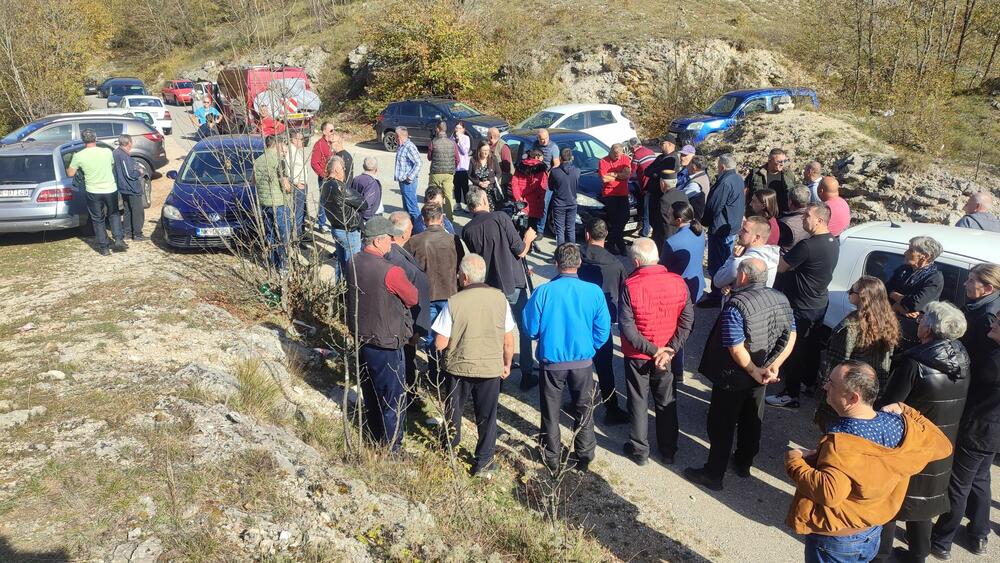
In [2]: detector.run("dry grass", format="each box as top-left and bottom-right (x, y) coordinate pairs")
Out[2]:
(229, 358), (284, 423)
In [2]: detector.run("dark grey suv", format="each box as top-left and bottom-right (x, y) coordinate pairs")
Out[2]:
(374, 98), (510, 151)
(0, 114), (168, 177)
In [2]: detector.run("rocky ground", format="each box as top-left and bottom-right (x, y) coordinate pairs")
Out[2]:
(701, 109), (1000, 225)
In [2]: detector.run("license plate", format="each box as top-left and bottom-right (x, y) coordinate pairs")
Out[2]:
(196, 227), (232, 237)
(286, 113), (304, 119)
(0, 188), (32, 198)
(624, 221), (639, 231)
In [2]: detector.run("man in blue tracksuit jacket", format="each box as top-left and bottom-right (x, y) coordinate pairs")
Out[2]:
(523, 242), (611, 472)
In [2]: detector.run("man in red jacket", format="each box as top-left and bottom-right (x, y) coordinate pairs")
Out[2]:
(309, 122), (336, 232)
(599, 143), (632, 255)
(619, 237), (694, 465)
(629, 138), (656, 237)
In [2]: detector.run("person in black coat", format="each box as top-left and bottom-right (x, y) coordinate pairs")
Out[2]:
(321, 156), (367, 281)
(386, 211), (431, 412)
(578, 218), (628, 424)
(548, 148), (580, 246)
(875, 301), (971, 563)
(930, 315), (1000, 558)
(643, 135), (679, 254)
(959, 262), (1000, 370)
(112, 134), (145, 241)
(888, 236), (945, 349)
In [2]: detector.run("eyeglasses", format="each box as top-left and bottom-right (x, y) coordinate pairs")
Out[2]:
(774, 159), (788, 165)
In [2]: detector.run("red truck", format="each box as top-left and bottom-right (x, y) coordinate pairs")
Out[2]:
(216, 65), (321, 135)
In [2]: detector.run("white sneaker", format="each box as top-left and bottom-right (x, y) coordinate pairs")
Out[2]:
(765, 392), (800, 408)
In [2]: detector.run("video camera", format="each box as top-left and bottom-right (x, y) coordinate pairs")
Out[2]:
(503, 200), (531, 236)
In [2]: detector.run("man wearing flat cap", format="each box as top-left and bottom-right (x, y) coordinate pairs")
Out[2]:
(346, 215), (419, 452)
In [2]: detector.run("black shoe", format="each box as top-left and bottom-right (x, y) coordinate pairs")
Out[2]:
(658, 453), (675, 465)
(519, 372), (538, 391)
(99, 247), (111, 256)
(930, 547), (951, 561)
(683, 467), (723, 491)
(892, 547), (925, 563)
(603, 406), (629, 425)
(133, 234), (146, 242)
(622, 443), (648, 466)
(571, 457), (591, 473)
(970, 535), (987, 555)
(111, 239), (129, 252)
(730, 459), (751, 478)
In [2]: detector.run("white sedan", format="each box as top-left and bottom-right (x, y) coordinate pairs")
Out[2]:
(119, 95), (173, 135)
(516, 103), (639, 148)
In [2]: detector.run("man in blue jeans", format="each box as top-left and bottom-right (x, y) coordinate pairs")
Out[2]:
(785, 361), (951, 563)
(252, 135), (292, 271)
(394, 127), (422, 226)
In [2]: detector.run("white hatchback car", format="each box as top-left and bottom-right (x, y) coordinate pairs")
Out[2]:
(824, 222), (1000, 329)
(517, 104), (638, 148)
(119, 96), (172, 135)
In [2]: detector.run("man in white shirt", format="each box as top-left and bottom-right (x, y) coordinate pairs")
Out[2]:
(713, 216), (780, 294)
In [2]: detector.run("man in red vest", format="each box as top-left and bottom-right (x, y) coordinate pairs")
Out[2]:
(619, 237), (694, 465)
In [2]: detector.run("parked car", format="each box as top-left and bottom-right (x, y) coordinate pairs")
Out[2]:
(84, 78), (100, 96)
(161, 79), (195, 105)
(0, 140), (102, 233)
(0, 114), (168, 176)
(119, 96), (172, 135)
(191, 81), (218, 105)
(823, 222), (1000, 329)
(104, 78), (147, 108)
(668, 87), (819, 145)
(517, 104), (638, 149)
(216, 65), (320, 135)
(501, 128), (639, 236)
(161, 135), (264, 249)
(84, 108), (159, 131)
(375, 98), (510, 152)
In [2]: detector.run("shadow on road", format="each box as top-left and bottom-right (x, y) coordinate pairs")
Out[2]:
(0, 537), (70, 563)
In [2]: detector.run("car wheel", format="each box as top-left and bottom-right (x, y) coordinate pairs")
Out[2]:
(164, 128), (172, 136)
(382, 130), (399, 152)
(135, 159), (152, 209)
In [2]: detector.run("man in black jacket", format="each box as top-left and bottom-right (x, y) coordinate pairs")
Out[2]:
(462, 188), (538, 389)
(578, 218), (628, 424)
(387, 212), (431, 411)
(548, 148), (580, 246)
(700, 154), (746, 306)
(746, 148), (795, 214)
(644, 134), (679, 253)
(322, 155), (367, 281)
(112, 134), (145, 241)
(684, 258), (796, 491)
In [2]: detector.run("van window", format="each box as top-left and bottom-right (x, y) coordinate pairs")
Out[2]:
(741, 98), (768, 116)
(863, 250), (968, 308)
(31, 124), (74, 142)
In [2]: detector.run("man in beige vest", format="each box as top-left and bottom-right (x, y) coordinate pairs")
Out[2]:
(433, 253), (515, 478)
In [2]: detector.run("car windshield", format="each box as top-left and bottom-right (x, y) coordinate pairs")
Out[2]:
(175, 81), (194, 89)
(178, 148), (260, 186)
(518, 111), (563, 130)
(704, 95), (743, 117)
(111, 85), (145, 96)
(558, 137), (609, 173)
(442, 101), (481, 119)
(127, 98), (162, 108)
(0, 155), (56, 184)
(0, 122), (45, 144)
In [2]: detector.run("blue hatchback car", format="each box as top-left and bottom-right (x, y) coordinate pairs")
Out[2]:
(668, 87), (819, 145)
(161, 135), (264, 249)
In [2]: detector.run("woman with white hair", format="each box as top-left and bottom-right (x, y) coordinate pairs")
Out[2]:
(875, 301), (971, 563)
(888, 236), (945, 348)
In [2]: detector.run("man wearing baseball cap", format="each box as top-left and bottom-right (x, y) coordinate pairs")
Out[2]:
(346, 215), (419, 452)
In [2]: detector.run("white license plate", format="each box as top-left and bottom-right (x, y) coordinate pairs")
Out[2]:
(196, 227), (232, 237)
(624, 221), (639, 231)
(0, 188), (32, 198)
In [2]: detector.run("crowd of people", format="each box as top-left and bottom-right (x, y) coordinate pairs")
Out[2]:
(230, 119), (1000, 562)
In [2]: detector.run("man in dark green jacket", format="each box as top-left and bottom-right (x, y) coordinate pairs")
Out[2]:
(253, 136), (292, 271)
(745, 148), (796, 214)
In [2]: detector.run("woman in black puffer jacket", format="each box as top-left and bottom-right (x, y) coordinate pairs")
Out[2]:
(875, 301), (970, 563)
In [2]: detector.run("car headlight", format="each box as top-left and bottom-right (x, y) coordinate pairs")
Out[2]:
(107, 101), (118, 107)
(686, 122), (704, 131)
(576, 193), (604, 209)
(472, 125), (488, 136)
(162, 204), (183, 220)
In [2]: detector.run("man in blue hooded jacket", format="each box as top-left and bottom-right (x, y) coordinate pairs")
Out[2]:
(523, 243), (611, 472)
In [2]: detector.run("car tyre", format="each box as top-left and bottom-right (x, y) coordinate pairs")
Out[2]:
(164, 128), (172, 136)
(382, 130), (399, 152)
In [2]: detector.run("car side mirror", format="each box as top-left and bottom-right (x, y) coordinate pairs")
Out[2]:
(166, 170), (178, 180)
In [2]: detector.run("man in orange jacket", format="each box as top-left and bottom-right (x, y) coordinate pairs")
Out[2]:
(785, 360), (952, 563)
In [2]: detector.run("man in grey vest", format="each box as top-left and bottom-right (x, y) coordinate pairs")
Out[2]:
(684, 258), (796, 491)
(433, 254), (515, 477)
(346, 216), (419, 452)
(427, 121), (459, 219)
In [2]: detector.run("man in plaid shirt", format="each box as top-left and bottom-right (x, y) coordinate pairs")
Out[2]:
(394, 127), (422, 225)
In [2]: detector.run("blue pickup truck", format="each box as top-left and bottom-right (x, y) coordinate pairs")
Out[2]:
(668, 88), (819, 145)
